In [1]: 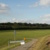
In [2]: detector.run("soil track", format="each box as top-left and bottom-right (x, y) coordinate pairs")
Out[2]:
(11, 39), (38, 50)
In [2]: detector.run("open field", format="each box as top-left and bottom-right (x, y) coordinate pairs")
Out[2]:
(0, 30), (50, 50)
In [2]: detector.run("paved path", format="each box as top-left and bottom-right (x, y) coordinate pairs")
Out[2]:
(11, 39), (37, 50)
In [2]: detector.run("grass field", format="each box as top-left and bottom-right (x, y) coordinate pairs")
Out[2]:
(0, 30), (50, 50)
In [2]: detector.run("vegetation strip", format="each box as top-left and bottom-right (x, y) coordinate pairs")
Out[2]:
(0, 23), (50, 30)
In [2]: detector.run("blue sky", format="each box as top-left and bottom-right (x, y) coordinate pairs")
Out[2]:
(0, 0), (50, 24)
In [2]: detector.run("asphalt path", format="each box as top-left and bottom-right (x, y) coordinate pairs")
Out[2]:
(11, 39), (37, 50)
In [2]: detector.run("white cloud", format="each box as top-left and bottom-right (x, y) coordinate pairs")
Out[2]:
(11, 14), (50, 24)
(25, 14), (50, 24)
(38, 14), (50, 24)
(0, 3), (9, 14)
(12, 18), (27, 23)
(29, 0), (50, 8)
(1, 14), (50, 24)
(0, 3), (8, 8)
(41, 14), (50, 18)
(39, 0), (50, 6)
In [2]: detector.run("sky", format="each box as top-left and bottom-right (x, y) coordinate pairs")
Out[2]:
(0, 0), (50, 24)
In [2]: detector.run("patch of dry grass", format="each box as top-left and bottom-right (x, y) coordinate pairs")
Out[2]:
(33, 36), (50, 50)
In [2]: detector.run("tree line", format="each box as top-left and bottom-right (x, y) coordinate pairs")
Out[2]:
(0, 22), (50, 30)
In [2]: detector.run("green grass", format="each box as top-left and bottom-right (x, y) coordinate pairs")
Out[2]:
(0, 30), (50, 50)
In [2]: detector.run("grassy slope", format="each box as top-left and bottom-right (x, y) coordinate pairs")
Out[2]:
(33, 36), (50, 50)
(0, 30), (50, 50)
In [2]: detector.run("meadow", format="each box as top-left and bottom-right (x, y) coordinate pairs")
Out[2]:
(0, 30), (50, 50)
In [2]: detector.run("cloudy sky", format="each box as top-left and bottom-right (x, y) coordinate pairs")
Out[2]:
(0, 0), (50, 24)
